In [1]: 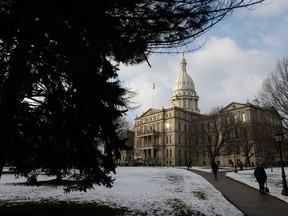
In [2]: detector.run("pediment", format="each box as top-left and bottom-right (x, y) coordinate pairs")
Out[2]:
(221, 102), (248, 111)
(139, 108), (161, 118)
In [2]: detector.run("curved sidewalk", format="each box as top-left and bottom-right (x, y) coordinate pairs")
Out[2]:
(192, 169), (288, 216)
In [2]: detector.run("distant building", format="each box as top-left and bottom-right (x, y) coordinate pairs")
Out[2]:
(219, 100), (282, 167)
(192, 100), (282, 167)
(133, 54), (284, 167)
(134, 54), (202, 166)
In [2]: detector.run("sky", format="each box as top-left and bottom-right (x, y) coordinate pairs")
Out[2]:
(1, 166), (288, 215)
(118, 0), (288, 124)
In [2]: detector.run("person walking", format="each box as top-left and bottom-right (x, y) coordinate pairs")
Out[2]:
(211, 161), (219, 179)
(254, 163), (267, 194)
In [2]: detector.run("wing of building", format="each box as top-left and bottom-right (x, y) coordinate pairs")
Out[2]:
(121, 54), (284, 168)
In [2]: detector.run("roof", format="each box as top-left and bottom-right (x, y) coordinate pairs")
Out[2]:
(172, 53), (195, 93)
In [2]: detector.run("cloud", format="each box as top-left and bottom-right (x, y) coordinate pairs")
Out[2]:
(120, 36), (278, 122)
(186, 37), (276, 112)
(235, 0), (288, 19)
(206, 1), (288, 54)
(118, 1), (288, 123)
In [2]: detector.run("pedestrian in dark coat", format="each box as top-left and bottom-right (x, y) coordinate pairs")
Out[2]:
(211, 161), (219, 179)
(254, 164), (267, 194)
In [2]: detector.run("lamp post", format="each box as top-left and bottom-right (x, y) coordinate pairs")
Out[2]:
(233, 151), (237, 173)
(274, 133), (288, 196)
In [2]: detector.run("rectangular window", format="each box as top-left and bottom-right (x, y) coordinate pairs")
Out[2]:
(234, 115), (238, 123)
(242, 113), (246, 122)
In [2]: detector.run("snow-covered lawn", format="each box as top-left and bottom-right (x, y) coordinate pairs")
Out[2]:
(2, 166), (288, 215)
(226, 167), (288, 203)
(0, 167), (243, 216)
(191, 166), (288, 204)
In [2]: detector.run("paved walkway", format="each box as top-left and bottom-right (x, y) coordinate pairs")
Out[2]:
(191, 169), (288, 216)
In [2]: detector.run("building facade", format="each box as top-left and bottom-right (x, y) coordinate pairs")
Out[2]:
(134, 106), (202, 166)
(192, 100), (282, 167)
(134, 54), (202, 166)
(133, 54), (284, 167)
(219, 100), (282, 167)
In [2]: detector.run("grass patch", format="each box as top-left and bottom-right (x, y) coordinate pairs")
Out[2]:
(166, 199), (205, 216)
(166, 174), (184, 184)
(192, 191), (207, 200)
(0, 201), (131, 216)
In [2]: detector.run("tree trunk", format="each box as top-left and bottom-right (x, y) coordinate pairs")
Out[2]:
(0, 161), (4, 179)
(0, 34), (30, 178)
(56, 170), (62, 182)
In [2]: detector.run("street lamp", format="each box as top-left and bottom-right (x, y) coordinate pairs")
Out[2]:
(233, 151), (237, 173)
(274, 132), (288, 196)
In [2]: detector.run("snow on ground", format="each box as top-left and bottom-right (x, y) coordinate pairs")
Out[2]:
(2, 166), (288, 215)
(191, 166), (288, 203)
(226, 167), (288, 203)
(0, 166), (243, 216)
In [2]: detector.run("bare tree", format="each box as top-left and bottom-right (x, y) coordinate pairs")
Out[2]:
(235, 125), (255, 167)
(235, 124), (269, 167)
(234, 107), (281, 166)
(193, 107), (237, 163)
(260, 58), (288, 133)
(116, 117), (133, 139)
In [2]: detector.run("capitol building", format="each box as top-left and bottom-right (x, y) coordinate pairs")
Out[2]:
(122, 54), (283, 167)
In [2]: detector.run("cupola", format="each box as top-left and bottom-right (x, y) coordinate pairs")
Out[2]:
(169, 54), (200, 113)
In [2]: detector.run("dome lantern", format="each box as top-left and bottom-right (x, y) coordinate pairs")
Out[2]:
(169, 54), (200, 113)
